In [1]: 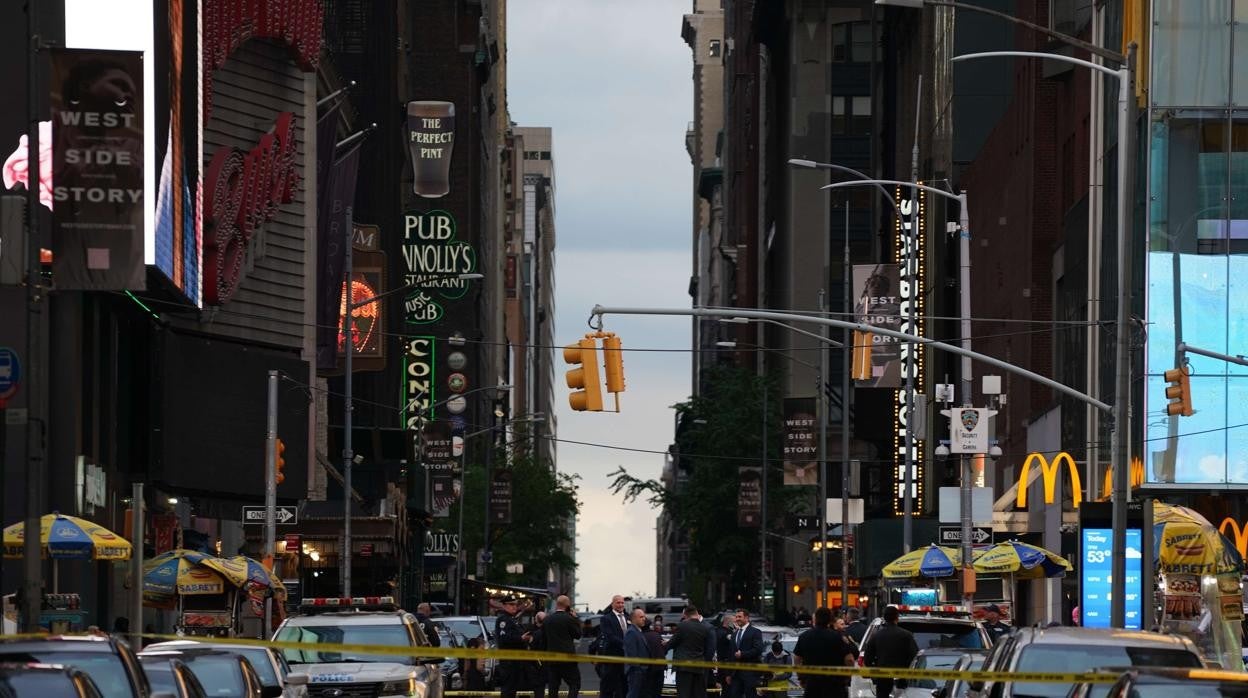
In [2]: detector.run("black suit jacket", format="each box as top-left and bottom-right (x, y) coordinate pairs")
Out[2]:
(731, 625), (765, 684)
(667, 619), (714, 672)
(600, 610), (628, 656)
(543, 610), (582, 655)
(863, 623), (919, 669)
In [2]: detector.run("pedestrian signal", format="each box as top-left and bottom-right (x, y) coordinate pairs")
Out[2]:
(564, 336), (604, 411)
(1163, 366), (1193, 417)
(602, 333), (626, 394)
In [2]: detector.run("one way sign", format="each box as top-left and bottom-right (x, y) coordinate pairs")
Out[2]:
(938, 526), (991, 545)
(242, 506), (298, 525)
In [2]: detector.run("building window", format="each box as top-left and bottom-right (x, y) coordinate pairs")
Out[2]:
(832, 22), (875, 63)
(832, 96), (872, 135)
(1151, 0), (1232, 107)
(709, 39), (721, 58)
(1049, 0), (1092, 38)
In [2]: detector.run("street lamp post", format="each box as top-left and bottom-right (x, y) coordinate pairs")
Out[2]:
(338, 226), (482, 596)
(882, 0), (1137, 628)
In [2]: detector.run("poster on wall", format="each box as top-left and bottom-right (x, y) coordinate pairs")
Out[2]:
(852, 263), (901, 388)
(405, 101), (455, 198)
(783, 398), (818, 486)
(49, 48), (146, 290)
(401, 210), (477, 325)
(738, 465), (762, 527)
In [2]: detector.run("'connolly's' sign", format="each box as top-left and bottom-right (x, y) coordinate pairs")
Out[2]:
(203, 112), (300, 305)
(403, 337), (435, 434)
(401, 210), (477, 324)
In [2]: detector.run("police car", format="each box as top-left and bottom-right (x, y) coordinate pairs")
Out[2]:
(273, 596), (444, 698)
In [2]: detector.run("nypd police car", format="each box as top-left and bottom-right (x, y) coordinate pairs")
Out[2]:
(274, 596), (444, 698)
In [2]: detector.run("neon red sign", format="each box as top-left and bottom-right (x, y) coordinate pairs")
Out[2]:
(203, 112), (300, 305)
(203, 0), (322, 119)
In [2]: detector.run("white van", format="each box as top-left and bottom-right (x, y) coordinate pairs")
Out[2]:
(623, 597), (689, 627)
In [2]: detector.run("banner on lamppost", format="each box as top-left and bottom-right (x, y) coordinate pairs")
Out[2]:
(852, 264), (902, 388)
(489, 468), (512, 524)
(429, 463), (460, 519)
(783, 397), (818, 486)
(50, 48), (146, 290)
(421, 420), (454, 463)
(738, 465), (762, 527)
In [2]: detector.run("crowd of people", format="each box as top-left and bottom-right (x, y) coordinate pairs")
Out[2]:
(487, 593), (934, 698)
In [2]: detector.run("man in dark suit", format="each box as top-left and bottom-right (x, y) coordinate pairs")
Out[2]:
(714, 615), (735, 692)
(729, 609), (764, 698)
(599, 595), (630, 698)
(624, 608), (650, 698)
(544, 595), (582, 698)
(665, 605), (714, 698)
(862, 606), (918, 698)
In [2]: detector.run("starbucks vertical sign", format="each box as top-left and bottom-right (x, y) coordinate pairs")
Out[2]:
(401, 210), (477, 324)
(406, 101), (454, 198)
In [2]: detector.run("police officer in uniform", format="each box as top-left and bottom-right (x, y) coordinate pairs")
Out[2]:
(496, 596), (531, 698)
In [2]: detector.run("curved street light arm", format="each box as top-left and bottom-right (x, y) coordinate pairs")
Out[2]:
(952, 51), (1123, 80)
(904, 0), (1124, 64)
(821, 178), (963, 205)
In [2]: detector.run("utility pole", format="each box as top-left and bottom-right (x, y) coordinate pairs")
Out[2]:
(341, 205), (354, 598)
(759, 382), (767, 610)
(841, 202), (851, 610)
(264, 371), (278, 630)
(129, 483), (143, 652)
(817, 290), (829, 606)
(21, 0), (44, 635)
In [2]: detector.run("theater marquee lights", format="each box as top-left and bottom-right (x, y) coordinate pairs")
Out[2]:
(893, 188), (926, 516)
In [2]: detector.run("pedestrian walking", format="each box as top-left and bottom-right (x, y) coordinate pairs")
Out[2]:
(599, 595), (630, 698)
(861, 606), (917, 698)
(642, 617), (665, 698)
(729, 609), (764, 698)
(980, 604), (1011, 645)
(544, 595), (583, 698)
(844, 608), (868, 646)
(624, 608), (650, 698)
(496, 596), (532, 698)
(665, 605), (714, 698)
(794, 608), (858, 698)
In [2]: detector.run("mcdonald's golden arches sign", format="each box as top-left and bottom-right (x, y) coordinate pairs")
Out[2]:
(1016, 451), (1082, 509)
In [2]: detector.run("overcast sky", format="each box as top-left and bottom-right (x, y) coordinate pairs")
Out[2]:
(508, 0), (693, 608)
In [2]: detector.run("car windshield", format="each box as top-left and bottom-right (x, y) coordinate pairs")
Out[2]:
(230, 647), (279, 685)
(0, 672), (79, 695)
(1011, 645), (1202, 698)
(140, 659), (179, 694)
(440, 619), (485, 641)
(275, 623), (415, 665)
(178, 654), (247, 697)
(899, 621), (986, 650)
(910, 653), (965, 688)
(0, 651), (133, 698)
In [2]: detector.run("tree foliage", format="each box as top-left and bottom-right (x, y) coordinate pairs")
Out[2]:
(454, 445), (580, 589)
(609, 363), (801, 608)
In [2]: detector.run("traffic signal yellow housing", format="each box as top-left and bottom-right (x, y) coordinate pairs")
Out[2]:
(1164, 366), (1193, 417)
(275, 438), (287, 484)
(564, 337), (604, 411)
(602, 333), (626, 394)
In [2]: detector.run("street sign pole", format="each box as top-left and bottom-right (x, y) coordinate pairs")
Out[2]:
(264, 371), (278, 632)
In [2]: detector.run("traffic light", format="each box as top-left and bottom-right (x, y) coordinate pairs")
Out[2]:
(602, 333), (626, 394)
(1164, 366), (1193, 417)
(564, 336), (604, 411)
(274, 438), (286, 484)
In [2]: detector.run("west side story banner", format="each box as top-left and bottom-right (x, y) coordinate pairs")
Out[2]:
(50, 48), (145, 290)
(852, 263), (902, 388)
(783, 397), (818, 486)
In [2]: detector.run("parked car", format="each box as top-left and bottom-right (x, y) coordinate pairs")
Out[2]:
(1069, 666), (1248, 698)
(897, 648), (988, 698)
(138, 656), (208, 698)
(432, 626), (465, 689)
(440, 615), (497, 685)
(929, 650), (988, 698)
(143, 639), (307, 698)
(0, 661), (105, 698)
(0, 634), (152, 698)
(851, 606), (990, 698)
(138, 647), (272, 698)
(969, 627), (1203, 698)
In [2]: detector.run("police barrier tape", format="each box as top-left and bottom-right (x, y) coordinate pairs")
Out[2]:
(134, 633), (1119, 685)
(0, 632), (1123, 685)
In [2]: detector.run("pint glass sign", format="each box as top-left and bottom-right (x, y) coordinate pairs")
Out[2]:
(406, 101), (455, 198)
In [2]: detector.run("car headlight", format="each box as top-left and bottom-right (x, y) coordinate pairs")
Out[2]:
(380, 678), (421, 697)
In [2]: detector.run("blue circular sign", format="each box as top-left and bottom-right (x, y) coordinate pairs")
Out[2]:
(0, 347), (20, 402)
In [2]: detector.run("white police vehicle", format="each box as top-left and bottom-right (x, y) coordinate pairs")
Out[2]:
(273, 596), (444, 698)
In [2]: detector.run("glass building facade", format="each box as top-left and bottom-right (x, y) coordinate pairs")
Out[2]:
(1144, 1), (1248, 485)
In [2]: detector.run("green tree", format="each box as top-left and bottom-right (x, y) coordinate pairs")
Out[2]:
(610, 363), (800, 610)
(453, 444), (580, 590)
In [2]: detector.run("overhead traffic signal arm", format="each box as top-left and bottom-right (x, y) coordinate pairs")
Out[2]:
(1163, 366), (1193, 417)
(564, 336), (605, 411)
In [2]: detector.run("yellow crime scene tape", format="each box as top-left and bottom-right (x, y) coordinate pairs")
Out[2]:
(0, 632), (1124, 685)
